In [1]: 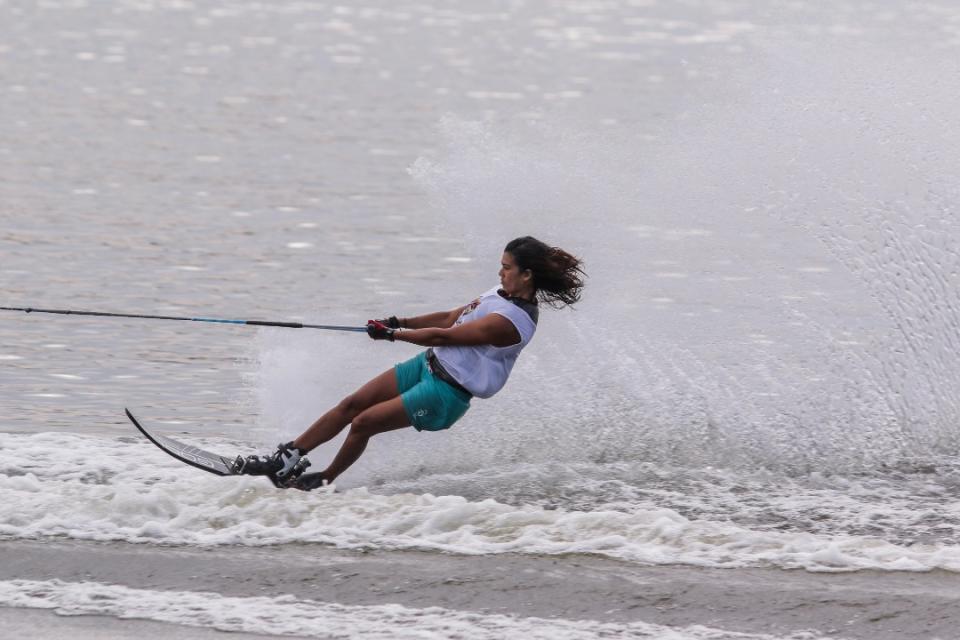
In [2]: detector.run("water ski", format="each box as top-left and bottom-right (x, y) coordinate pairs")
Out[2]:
(124, 408), (328, 491)
(125, 408), (239, 476)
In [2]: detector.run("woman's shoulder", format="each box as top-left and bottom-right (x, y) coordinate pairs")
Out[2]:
(485, 291), (538, 330)
(472, 286), (539, 326)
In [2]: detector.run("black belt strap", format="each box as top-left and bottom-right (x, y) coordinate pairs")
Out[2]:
(425, 349), (473, 397)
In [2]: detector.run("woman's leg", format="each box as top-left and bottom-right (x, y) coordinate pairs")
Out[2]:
(293, 367), (400, 452)
(320, 395), (411, 481)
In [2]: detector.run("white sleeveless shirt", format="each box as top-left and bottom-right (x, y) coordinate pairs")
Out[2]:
(434, 286), (538, 399)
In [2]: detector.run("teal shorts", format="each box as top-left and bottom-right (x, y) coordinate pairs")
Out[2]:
(394, 352), (471, 431)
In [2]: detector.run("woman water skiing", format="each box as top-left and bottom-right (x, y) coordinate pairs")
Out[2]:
(234, 236), (585, 490)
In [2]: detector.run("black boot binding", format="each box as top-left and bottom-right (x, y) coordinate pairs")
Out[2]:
(232, 442), (311, 487)
(290, 471), (330, 491)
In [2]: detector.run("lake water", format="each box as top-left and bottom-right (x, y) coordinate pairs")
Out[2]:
(3, 1), (960, 637)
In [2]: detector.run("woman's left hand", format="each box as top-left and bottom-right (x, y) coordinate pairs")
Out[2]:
(366, 319), (396, 341)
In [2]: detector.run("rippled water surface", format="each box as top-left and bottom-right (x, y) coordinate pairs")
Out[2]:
(4, 0), (960, 578)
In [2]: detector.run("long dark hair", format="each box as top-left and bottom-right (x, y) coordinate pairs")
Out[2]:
(505, 236), (585, 308)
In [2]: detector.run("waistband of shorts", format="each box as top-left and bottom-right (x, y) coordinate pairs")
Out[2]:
(425, 349), (473, 398)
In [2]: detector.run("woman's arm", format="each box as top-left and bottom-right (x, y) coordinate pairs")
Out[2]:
(394, 313), (520, 348)
(398, 306), (467, 330)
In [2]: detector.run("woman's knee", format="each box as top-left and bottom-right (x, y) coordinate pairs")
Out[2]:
(336, 371), (400, 420)
(351, 409), (402, 438)
(349, 412), (377, 438)
(335, 394), (365, 420)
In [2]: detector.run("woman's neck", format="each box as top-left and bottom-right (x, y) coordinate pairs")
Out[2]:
(501, 287), (536, 303)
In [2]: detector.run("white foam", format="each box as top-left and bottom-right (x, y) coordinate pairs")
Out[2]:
(1, 433), (959, 574)
(0, 579), (832, 640)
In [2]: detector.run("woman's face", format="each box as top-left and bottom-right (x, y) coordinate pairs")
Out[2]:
(499, 251), (532, 297)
